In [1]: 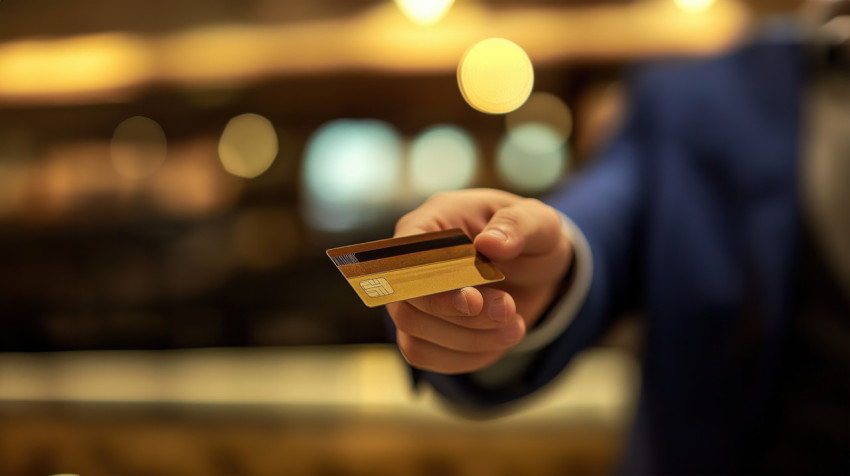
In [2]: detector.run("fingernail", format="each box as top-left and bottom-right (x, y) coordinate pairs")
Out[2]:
(453, 289), (470, 315)
(502, 321), (524, 343)
(489, 297), (507, 322)
(484, 228), (508, 243)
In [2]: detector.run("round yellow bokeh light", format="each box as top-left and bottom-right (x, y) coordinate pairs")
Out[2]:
(218, 113), (278, 179)
(457, 38), (534, 114)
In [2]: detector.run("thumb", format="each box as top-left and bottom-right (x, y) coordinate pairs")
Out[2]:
(473, 199), (563, 262)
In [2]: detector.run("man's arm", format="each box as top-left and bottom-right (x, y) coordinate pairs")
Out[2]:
(388, 73), (652, 409)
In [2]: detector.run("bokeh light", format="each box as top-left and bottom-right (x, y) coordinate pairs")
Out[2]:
(110, 116), (167, 180)
(506, 92), (573, 146)
(496, 123), (567, 194)
(409, 125), (477, 197)
(0, 33), (153, 101)
(674, 0), (715, 13)
(458, 38), (534, 114)
(394, 0), (455, 26)
(302, 119), (403, 232)
(218, 113), (279, 179)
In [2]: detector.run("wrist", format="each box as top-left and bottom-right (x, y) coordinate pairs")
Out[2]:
(510, 213), (593, 354)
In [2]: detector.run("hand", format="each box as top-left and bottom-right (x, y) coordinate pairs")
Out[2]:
(387, 189), (572, 374)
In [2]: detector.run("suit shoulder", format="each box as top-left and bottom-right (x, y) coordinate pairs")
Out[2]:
(625, 39), (804, 115)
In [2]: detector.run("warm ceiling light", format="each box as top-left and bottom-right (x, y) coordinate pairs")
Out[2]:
(0, 33), (152, 100)
(394, 0), (455, 26)
(674, 0), (715, 13)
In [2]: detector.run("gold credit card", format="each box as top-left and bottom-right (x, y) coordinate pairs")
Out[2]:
(327, 228), (505, 307)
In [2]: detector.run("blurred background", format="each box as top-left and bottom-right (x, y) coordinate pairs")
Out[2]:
(0, 0), (804, 474)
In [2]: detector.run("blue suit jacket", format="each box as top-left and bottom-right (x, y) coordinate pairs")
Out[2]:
(422, 38), (807, 473)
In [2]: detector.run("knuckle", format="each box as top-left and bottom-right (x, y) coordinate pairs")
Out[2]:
(394, 212), (417, 235)
(392, 305), (420, 335)
(492, 209), (525, 249)
(425, 191), (452, 206)
(524, 198), (560, 226)
(492, 207), (524, 238)
(494, 207), (522, 228)
(540, 201), (562, 225)
(521, 197), (545, 209)
(399, 340), (425, 367)
(419, 295), (438, 316)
